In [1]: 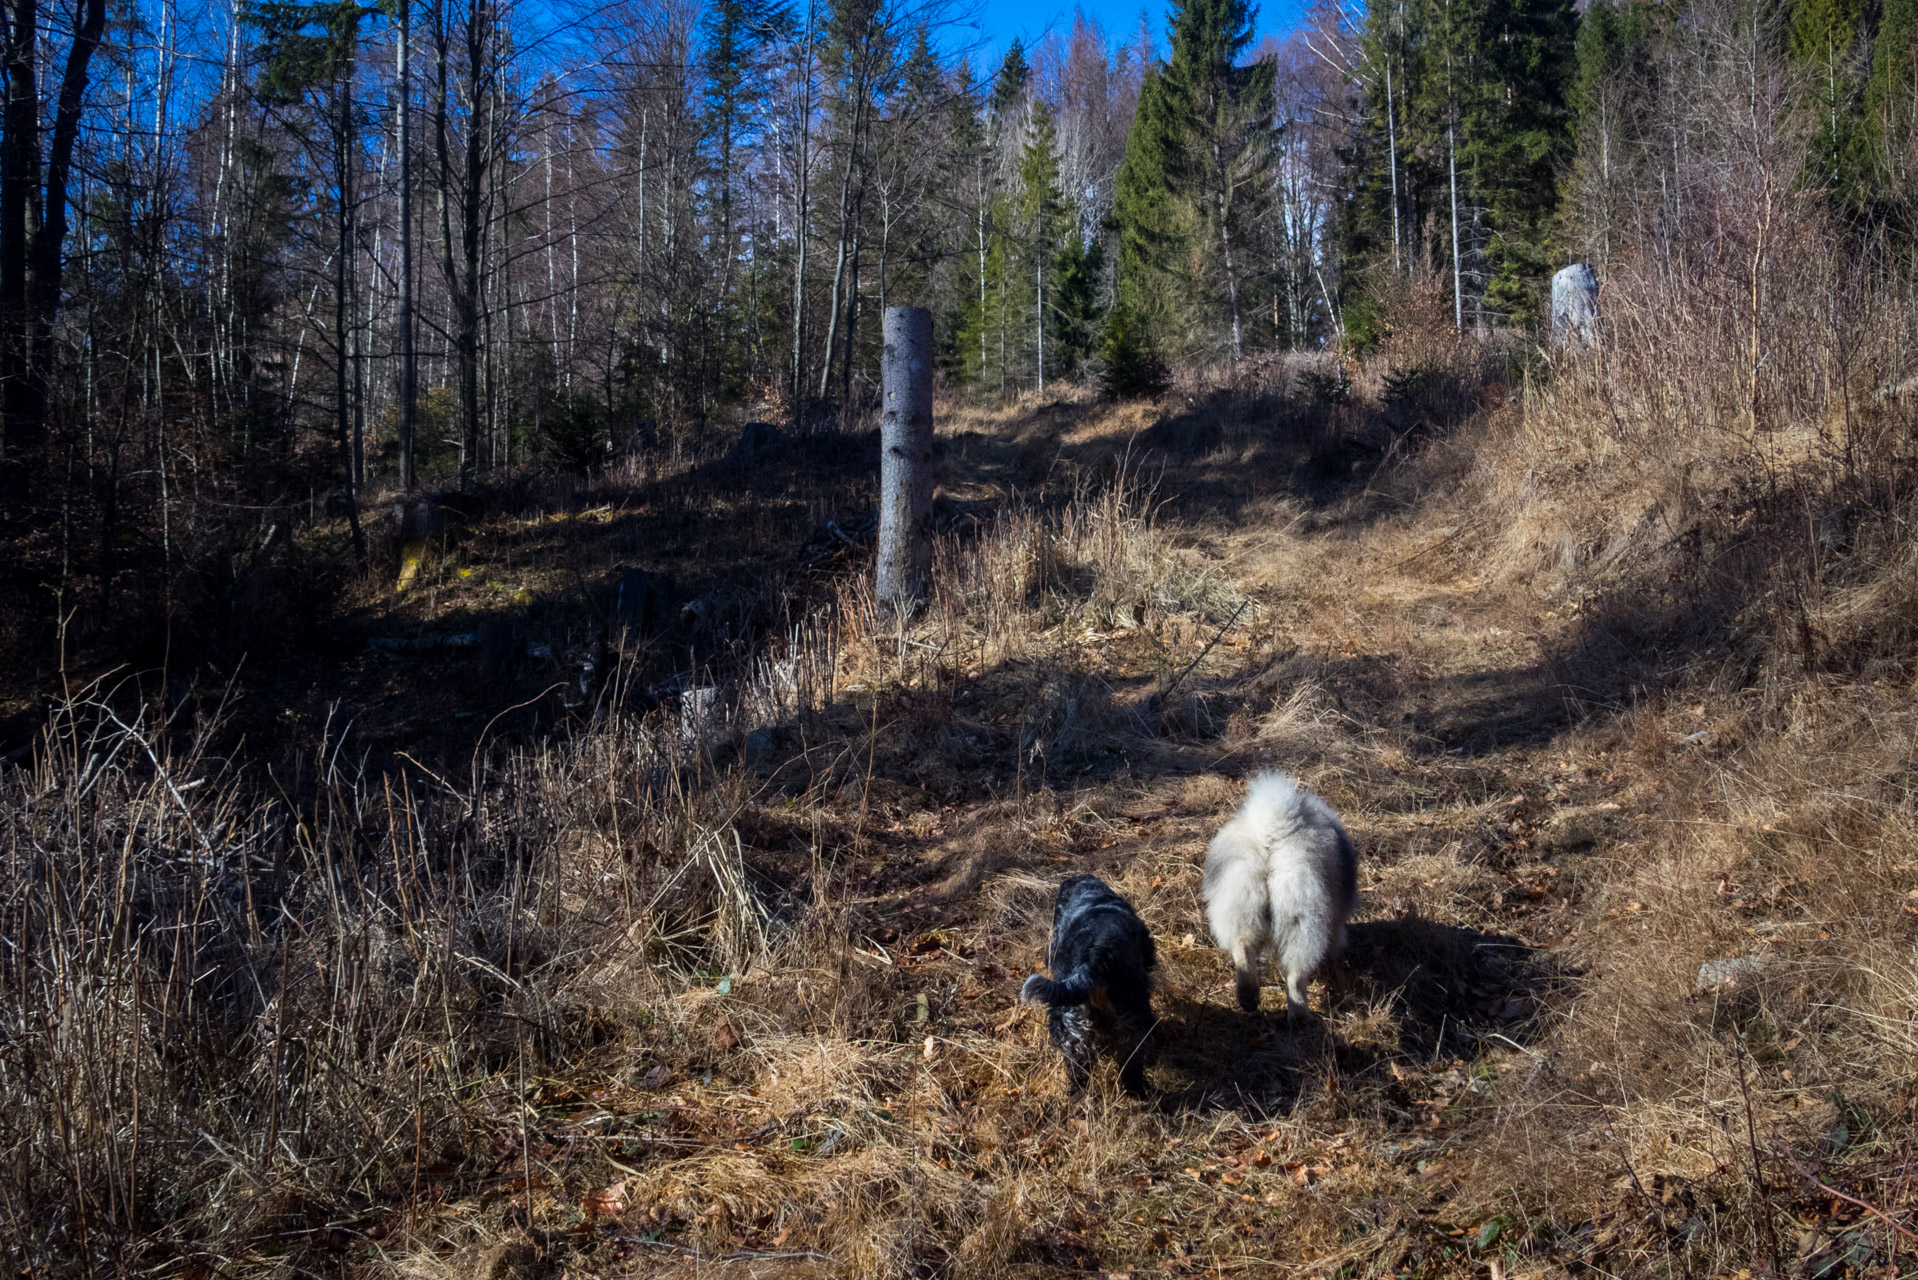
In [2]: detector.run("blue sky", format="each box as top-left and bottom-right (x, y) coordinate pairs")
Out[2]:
(955, 0), (1310, 70)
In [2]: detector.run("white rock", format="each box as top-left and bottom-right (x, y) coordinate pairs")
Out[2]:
(1551, 264), (1601, 349)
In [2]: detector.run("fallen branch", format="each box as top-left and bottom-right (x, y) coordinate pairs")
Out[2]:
(826, 517), (875, 547)
(1156, 599), (1251, 706)
(613, 1236), (838, 1265)
(1785, 1156), (1918, 1246)
(1385, 518), (1484, 570)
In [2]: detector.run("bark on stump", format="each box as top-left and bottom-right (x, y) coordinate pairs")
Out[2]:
(1550, 264), (1600, 349)
(877, 306), (934, 617)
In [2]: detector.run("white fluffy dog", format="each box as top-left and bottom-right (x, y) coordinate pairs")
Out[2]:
(1202, 771), (1358, 1023)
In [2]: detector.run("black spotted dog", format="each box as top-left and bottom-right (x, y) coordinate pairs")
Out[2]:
(1019, 874), (1157, 1095)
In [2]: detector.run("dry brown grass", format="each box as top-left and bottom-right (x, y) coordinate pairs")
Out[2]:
(1345, 162), (1918, 1277)
(8, 328), (1918, 1279)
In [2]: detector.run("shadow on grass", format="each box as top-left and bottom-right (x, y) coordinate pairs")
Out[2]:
(1346, 914), (1566, 1058)
(1148, 990), (1309, 1116)
(1134, 915), (1563, 1117)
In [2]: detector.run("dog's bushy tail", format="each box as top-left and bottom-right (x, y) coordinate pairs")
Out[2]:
(1020, 972), (1097, 1007)
(1239, 770), (1313, 839)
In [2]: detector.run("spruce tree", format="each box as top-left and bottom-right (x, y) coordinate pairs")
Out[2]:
(1472, 0), (1578, 321)
(958, 195), (1017, 389)
(1161, 0), (1275, 360)
(959, 99), (1082, 393)
(1342, 2), (1409, 288)
(990, 38), (1029, 142)
(1050, 232), (1105, 376)
(1342, 0), (1575, 328)
(941, 60), (988, 378)
(1114, 66), (1185, 327)
(1112, 0), (1276, 361)
(878, 27), (945, 322)
(1017, 101), (1066, 387)
(1790, 0), (1867, 208)
(1566, 0), (1660, 268)
(704, 0), (786, 396)
(1864, 0), (1917, 218)
(1098, 303), (1169, 397)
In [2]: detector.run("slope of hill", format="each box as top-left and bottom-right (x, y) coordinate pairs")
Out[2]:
(5, 358), (1915, 1279)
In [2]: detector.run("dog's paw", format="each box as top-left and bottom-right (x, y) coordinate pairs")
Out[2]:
(1019, 974), (1047, 1004)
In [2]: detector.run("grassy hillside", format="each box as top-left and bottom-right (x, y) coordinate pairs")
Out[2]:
(5, 334), (1917, 1278)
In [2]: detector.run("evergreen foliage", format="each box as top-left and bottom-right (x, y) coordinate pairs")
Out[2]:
(1097, 302), (1169, 397)
(1790, 0), (1869, 210)
(1050, 231), (1106, 376)
(990, 38), (1029, 138)
(1114, 65), (1184, 326)
(1112, 0), (1276, 360)
(957, 70), (1109, 393)
(1343, 0), (1577, 327)
(1565, 0), (1916, 242)
(1864, 0), (1918, 212)
(246, 0), (368, 105)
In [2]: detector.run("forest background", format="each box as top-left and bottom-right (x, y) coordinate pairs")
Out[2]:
(4, 0), (1916, 643)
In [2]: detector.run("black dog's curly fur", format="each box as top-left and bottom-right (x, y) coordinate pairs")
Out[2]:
(1019, 875), (1157, 1095)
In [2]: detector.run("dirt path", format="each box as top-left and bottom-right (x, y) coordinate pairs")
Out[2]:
(394, 395), (1682, 1278)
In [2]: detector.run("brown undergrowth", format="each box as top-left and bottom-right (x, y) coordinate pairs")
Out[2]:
(5, 324), (1918, 1277)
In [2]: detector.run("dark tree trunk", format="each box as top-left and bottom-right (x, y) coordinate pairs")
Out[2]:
(1, 0), (106, 503)
(335, 86), (365, 562)
(397, 0), (416, 488)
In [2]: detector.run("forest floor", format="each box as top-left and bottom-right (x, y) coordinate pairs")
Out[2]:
(300, 380), (1913, 1280)
(21, 377), (1911, 1279)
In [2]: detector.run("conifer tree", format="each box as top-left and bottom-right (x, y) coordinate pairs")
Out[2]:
(1342, 0), (1574, 328)
(873, 27), (944, 324)
(1050, 229), (1105, 376)
(1163, 0), (1275, 360)
(247, 0), (374, 546)
(1566, 0), (1660, 269)
(1790, 0), (1869, 211)
(941, 59), (989, 377)
(959, 43), (1038, 392)
(1098, 302), (1168, 397)
(958, 93), (1105, 392)
(1864, 0), (1918, 217)
(705, 0), (781, 278)
(1112, 0), (1275, 361)
(1114, 65), (1184, 327)
(1016, 101), (1065, 388)
(704, 0), (786, 395)
(1471, 0), (1578, 320)
(990, 38), (1029, 140)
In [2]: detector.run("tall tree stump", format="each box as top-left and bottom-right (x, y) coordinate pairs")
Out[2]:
(877, 306), (934, 617)
(1550, 264), (1601, 348)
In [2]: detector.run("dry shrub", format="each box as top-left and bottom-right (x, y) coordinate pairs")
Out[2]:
(1017, 670), (1117, 768)
(1476, 2), (1918, 633)
(1344, 277), (1512, 449)
(846, 458), (1250, 696)
(0, 678), (794, 1269)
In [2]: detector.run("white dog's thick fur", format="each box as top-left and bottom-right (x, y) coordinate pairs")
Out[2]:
(1203, 772), (1358, 1023)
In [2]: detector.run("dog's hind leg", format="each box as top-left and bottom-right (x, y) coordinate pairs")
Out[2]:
(1115, 1005), (1154, 1097)
(1279, 925), (1333, 1026)
(1282, 967), (1312, 1027)
(1231, 939), (1263, 1013)
(1323, 927), (1356, 1009)
(1050, 1007), (1097, 1095)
